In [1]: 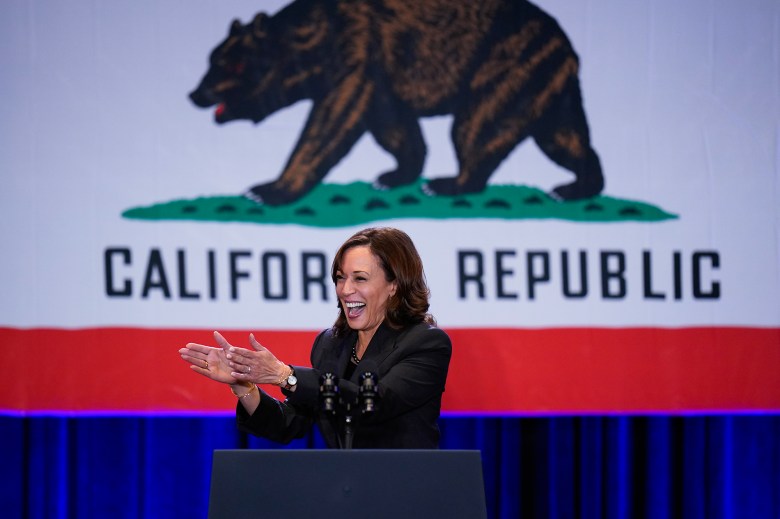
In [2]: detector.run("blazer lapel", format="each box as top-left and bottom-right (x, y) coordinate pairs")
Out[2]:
(352, 321), (399, 381)
(334, 331), (355, 378)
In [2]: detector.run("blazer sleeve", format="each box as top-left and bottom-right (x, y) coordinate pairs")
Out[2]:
(235, 389), (316, 444)
(235, 330), (331, 444)
(281, 329), (332, 408)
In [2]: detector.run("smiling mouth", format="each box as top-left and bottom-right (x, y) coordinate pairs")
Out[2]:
(344, 301), (366, 318)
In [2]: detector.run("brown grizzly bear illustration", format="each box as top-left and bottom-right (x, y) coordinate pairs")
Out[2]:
(189, 0), (604, 206)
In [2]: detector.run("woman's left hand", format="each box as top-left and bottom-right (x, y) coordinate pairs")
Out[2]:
(218, 332), (287, 385)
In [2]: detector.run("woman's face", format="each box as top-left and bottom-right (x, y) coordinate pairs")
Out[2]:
(335, 246), (397, 338)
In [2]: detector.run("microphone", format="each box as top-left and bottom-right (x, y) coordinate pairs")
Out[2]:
(359, 372), (378, 414)
(319, 373), (339, 414)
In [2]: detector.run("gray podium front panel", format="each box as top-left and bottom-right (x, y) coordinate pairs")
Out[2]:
(208, 449), (487, 519)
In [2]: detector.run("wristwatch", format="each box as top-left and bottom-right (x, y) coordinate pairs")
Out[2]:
(281, 366), (298, 390)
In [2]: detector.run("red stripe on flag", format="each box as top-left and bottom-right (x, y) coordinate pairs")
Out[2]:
(443, 327), (780, 413)
(1, 327), (778, 414)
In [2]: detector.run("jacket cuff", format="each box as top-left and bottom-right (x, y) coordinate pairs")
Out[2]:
(282, 365), (320, 407)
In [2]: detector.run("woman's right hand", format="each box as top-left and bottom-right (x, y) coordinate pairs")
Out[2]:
(179, 331), (238, 385)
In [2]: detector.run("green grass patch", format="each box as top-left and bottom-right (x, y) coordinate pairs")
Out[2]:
(122, 180), (677, 227)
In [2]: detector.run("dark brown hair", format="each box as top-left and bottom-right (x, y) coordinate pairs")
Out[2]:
(331, 227), (435, 336)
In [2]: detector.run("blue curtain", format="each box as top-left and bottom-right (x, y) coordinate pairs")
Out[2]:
(3, 415), (778, 518)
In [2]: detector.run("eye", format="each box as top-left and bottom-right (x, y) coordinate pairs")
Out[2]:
(220, 61), (245, 74)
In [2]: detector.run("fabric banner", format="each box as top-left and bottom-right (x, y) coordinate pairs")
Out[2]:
(1, 0), (778, 414)
(1, 327), (779, 414)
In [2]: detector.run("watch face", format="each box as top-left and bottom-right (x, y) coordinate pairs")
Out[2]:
(287, 375), (298, 386)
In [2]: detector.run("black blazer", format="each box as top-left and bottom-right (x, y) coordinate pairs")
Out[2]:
(236, 321), (452, 448)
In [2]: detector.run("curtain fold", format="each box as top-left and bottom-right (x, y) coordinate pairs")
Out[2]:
(3, 415), (778, 519)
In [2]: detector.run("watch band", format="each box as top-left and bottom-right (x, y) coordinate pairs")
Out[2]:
(278, 365), (297, 389)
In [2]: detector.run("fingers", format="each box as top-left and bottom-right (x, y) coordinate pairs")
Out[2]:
(184, 343), (216, 355)
(248, 333), (266, 352)
(188, 357), (216, 378)
(179, 347), (209, 367)
(213, 331), (232, 351)
(228, 363), (251, 374)
(229, 334), (267, 358)
(229, 367), (251, 379)
(190, 365), (210, 375)
(227, 346), (254, 360)
(212, 332), (266, 356)
(179, 351), (198, 364)
(225, 351), (256, 380)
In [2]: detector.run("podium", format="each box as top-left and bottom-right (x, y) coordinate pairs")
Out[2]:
(208, 449), (487, 519)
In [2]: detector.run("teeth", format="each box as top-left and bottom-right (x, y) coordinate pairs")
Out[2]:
(345, 302), (365, 308)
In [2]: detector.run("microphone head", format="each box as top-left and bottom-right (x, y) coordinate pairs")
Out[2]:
(319, 372), (339, 413)
(359, 372), (378, 414)
(359, 371), (377, 388)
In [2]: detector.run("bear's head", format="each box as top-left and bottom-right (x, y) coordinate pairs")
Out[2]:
(189, 12), (320, 124)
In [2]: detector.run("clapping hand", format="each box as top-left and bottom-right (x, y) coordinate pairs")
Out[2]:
(179, 331), (237, 385)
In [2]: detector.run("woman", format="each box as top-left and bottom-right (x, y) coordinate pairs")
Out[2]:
(179, 227), (452, 448)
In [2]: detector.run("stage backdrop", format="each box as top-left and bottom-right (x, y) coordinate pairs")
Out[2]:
(1, 0), (778, 415)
